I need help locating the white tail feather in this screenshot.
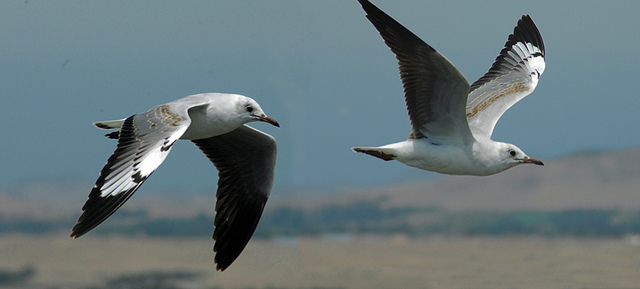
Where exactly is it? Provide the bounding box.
[351,146,397,161]
[93,119,126,130]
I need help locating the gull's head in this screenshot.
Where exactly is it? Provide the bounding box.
[236,96,280,127]
[478,141,544,175]
[499,143,544,168]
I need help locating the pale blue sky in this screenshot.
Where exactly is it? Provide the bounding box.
[2,1,639,197]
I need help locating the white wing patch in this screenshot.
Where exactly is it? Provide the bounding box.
[99,137,179,198]
[96,105,188,198]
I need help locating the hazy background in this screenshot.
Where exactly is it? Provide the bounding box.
[2,0,639,198]
[2,2,640,288]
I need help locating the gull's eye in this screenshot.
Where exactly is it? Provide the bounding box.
[246,106,253,112]
[509,150,516,157]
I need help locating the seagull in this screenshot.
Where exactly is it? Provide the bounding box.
[352,0,545,176]
[70,93,279,271]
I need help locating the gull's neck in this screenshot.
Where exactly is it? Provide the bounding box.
[472,139,514,175]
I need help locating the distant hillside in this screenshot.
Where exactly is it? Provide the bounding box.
[0,178,213,220]
[1,147,640,237]
[300,146,640,211]
[1,147,639,222]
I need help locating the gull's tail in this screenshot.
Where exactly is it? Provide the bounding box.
[93,119,126,139]
[93,119,126,130]
[352,146,397,161]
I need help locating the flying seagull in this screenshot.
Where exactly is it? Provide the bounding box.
[71,93,279,271]
[353,0,545,176]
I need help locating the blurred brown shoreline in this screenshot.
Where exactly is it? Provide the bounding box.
[1,233,639,289]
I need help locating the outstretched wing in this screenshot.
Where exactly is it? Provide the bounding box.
[358,0,473,145]
[70,103,196,238]
[191,125,277,271]
[466,15,545,139]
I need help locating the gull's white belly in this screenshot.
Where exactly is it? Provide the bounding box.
[389,139,493,176]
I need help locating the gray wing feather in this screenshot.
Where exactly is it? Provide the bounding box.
[191,125,277,271]
[358,0,473,145]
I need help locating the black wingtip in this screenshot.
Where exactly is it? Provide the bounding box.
[215,260,230,271]
[357,0,373,9]
[469,13,545,93]
[211,197,267,271]
[357,0,389,25]
[516,14,545,56]
[105,131,120,139]
[356,0,434,53]
[70,228,87,239]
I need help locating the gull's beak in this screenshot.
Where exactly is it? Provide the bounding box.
[257,115,280,127]
[521,156,544,166]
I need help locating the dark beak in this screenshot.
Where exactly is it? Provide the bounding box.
[521,156,544,166]
[258,115,280,127]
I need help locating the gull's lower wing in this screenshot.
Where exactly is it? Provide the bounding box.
[70,104,193,238]
[191,125,277,271]
[358,0,473,145]
[466,15,545,138]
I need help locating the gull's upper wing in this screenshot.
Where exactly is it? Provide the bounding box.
[358,0,473,145]
[466,15,545,139]
[191,125,277,271]
[70,102,203,238]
